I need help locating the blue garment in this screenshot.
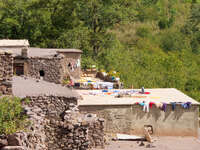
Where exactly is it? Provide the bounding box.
[139,102,145,106]
[181,102,191,109]
[170,102,176,111]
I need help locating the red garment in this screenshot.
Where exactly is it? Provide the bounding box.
[139,92,151,94]
[69,79,74,86]
[144,92,150,94]
[149,102,155,108]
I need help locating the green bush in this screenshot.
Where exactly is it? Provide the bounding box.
[136,26,151,38]
[81,57,97,70]
[0,96,27,135]
[160,31,187,52]
[185,78,200,91]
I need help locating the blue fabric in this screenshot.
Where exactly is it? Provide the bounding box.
[111,76,115,81]
[102,90,108,92]
[170,102,176,111]
[139,102,145,106]
[181,102,191,109]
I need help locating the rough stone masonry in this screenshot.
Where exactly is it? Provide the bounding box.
[26,55,66,84]
[0,50,13,95]
[0,95,105,150]
[0,52,105,150]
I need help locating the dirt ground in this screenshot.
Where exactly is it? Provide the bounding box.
[93,136,200,150]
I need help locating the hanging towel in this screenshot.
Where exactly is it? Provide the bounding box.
[149,102,155,108]
[162,103,167,112]
[143,102,149,113]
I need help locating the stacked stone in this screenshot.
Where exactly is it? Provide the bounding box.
[0,96,105,150]
[45,119,90,150]
[27,56,65,84]
[0,106,48,150]
[44,103,105,150]
[26,95,77,116]
[88,117,105,149]
[0,50,13,95]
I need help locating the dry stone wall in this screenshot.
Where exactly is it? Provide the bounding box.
[26,56,65,84]
[0,95,105,150]
[0,51,13,95]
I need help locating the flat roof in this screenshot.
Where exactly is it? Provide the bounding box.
[0,39,29,47]
[78,88,200,106]
[13,76,80,99]
[1,47,82,58]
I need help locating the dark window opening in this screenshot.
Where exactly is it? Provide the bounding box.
[14,64,24,76]
[68,63,71,67]
[39,70,45,77]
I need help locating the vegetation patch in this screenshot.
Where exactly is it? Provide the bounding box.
[0,96,28,135]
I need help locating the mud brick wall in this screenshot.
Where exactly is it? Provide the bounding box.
[0,51,13,95]
[79,104,199,137]
[26,56,66,84]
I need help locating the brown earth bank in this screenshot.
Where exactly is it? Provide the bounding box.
[93,136,200,150]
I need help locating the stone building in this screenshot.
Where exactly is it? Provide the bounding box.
[10,76,105,150]
[78,89,200,137]
[0,50,105,150]
[0,50,13,95]
[0,40,82,84]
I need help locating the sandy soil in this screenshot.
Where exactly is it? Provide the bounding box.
[93,136,200,150]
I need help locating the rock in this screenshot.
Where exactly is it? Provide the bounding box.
[144,128,153,143]
[7,135,21,146]
[0,139,8,148]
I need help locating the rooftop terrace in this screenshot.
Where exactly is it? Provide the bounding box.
[13,76,80,99]
[1,47,82,58]
[78,88,200,106]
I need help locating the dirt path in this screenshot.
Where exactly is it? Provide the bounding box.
[93,136,200,150]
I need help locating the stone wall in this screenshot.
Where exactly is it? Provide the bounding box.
[45,106,105,150]
[0,51,13,95]
[0,95,105,150]
[14,52,82,84]
[26,55,65,84]
[79,104,199,137]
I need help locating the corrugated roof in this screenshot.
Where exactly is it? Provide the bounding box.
[1,47,82,58]
[13,76,80,99]
[0,39,29,47]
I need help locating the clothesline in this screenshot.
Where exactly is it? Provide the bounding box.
[136,101,191,113]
